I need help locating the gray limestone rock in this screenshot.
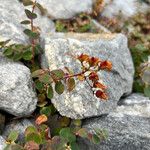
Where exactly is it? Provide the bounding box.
[101,0,149,19]
[2,119,33,142]
[37,0,93,19]
[117,93,150,118]
[0,0,55,43]
[78,93,150,150]
[41,33,134,119]
[0,136,6,150]
[0,56,37,116]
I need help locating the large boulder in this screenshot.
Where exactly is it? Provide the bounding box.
[78,93,150,150]
[0,0,55,43]
[0,55,37,116]
[37,0,93,19]
[41,33,134,119]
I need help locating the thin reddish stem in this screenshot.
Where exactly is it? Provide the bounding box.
[30,1,37,65]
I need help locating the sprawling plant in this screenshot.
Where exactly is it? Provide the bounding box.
[127,11,150,97]
[1,0,111,149]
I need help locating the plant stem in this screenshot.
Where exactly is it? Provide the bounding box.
[63,71,86,79]
[31,0,37,65]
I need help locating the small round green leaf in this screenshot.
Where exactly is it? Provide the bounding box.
[47,85,54,99]
[36,3,47,16]
[13,52,23,61]
[23,50,33,60]
[51,69,65,80]
[32,69,44,78]
[55,81,65,95]
[25,132,42,144]
[7,131,19,142]
[59,128,76,143]
[72,119,82,127]
[59,117,70,127]
[35,80,44,92]
[92,134,100,144]
[25,9,37,19]
[144,86,150,98]
[70,142,80,150]
[3,48,13,56]
[22,0,33,6]
[20,20,31,24]
[76,128,88,138]
[67,78,75,92]
[39,73,53,84]
[23,29,39,39]
[25,126,38,137]
[40,106,52,116]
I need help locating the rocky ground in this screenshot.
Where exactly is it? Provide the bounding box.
[0,0,150,149]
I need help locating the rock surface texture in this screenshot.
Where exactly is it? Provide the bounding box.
[2,119,33,141]
[42,33,134,119]
[78,93,150,150]
[117,93,150,117]
[0,136,6,150]
[0,0,55,43]
[37,0,93,19]
[101,0,149,19]
[0,56,37,116]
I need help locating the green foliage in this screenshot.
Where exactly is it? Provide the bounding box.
[23,29,39,39]
[20,20,31,24]
[51,69,65,79]
[35,80,44,92]
[67,78,76,92]
[47,85,54,99]
[70,142,80,150]
[25,132,42,144]
[128,12,150,97]
[7,131,19,143]
[3,43,41,62]
[55,13,93,33]
[25,126,38,136]
[22,50,33,60]
[59,128,76,143]
[39,73,53,84]
[25,9,37,19]
[55,81,65,95]
[76,128,88,138]
[97,10,150,97]
[40,105,53,116]
[55,21,67,32]
[59,117,71,127]
[92,134,100,144]
[21,0,33,6]
[144,85,150,97]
